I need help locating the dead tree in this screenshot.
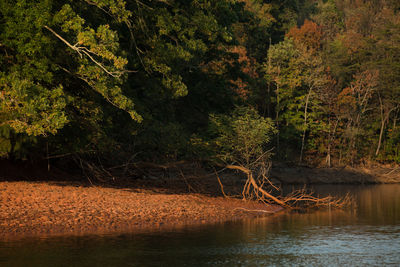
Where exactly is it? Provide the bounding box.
[224,162,351,209]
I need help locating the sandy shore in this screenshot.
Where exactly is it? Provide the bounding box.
[0,181,281,239]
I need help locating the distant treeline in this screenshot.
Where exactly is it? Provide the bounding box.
[1,0,400,167]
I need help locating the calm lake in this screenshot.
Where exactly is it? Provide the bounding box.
[1,184,399,266]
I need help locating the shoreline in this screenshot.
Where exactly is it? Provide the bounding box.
[0,181,282,240]
[271,164,400,184]
[2,160,399,240]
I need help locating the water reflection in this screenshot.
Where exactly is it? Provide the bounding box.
[1,184,399,266]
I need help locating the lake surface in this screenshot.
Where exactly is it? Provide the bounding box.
[1,184,399,266]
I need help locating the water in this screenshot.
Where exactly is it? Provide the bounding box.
[1,184,399,266]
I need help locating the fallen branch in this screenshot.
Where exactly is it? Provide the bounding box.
[214,167,228,198]
[179,169,197,193]
[225,164,351,209]
[226,165,288,207]
[233,207,275,213]
[384,166,400,176]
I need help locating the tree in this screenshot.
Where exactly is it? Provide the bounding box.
[0,0,246,161]
[209,106,276,167]
[265,20,328,162]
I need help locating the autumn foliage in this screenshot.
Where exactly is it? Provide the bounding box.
[287,19,323,52]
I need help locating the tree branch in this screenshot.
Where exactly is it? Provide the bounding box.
[44,25,137,78]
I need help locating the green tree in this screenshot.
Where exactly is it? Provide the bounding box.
[0,0,247,162]
[209,106,276,166]
[264,20,328,162]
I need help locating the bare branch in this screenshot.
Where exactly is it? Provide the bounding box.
[223,164,351,209]
[44,25,137,77]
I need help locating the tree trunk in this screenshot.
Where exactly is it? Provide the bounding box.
[225,164,350,209]
[265,37,272,118]
[326,118,339,167]
[226,165,288,207]
[375,116,386,156]
[300,87,313,163]
[275,81,280,155]
[375,96,395,156]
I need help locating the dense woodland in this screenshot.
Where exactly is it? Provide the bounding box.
[1,0,400,173]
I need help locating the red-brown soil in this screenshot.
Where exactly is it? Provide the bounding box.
[4,158,395,240]
[0,181,282,240]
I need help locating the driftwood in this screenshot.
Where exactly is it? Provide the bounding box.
[225,164,351,209]
[71,153,350,209]
[119,160,351,209]
[226,165,288,207]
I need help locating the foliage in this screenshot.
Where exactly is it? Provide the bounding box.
[1,0,400,169]
[209,107,276,166]
[261,0,400,165]
[0,0,245,161]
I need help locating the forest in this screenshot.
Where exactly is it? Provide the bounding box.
[1,0,400,176]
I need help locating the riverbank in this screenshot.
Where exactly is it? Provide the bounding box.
[0,181,281,240]
[271,164,400,184]
[1,159,398,240]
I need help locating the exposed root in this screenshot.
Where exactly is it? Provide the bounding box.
[225,164,351,210]
[226,165,289,207]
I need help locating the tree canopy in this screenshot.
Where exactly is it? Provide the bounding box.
[1,0,400,167]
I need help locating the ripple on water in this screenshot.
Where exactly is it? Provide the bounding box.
[0,184,400,266]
